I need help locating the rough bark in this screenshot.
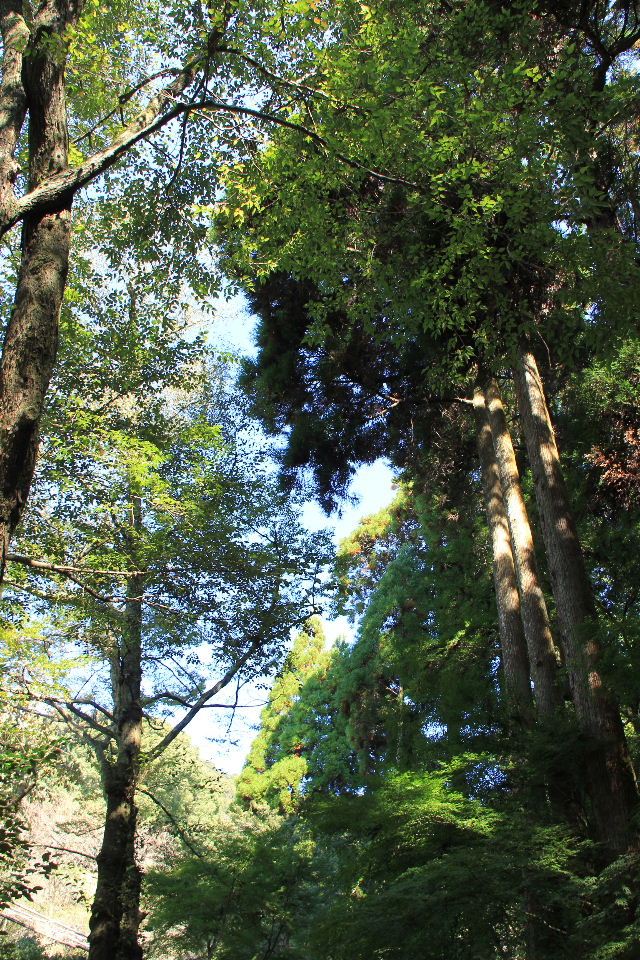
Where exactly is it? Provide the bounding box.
[0,0,79,578]
[0,10,228,582]
[0,0,29,209]
[485,378,562,720]
[514,343,638,854]
[472,384,533,725]
[89,496,144,960]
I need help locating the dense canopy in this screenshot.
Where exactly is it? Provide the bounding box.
[1,1,639,958]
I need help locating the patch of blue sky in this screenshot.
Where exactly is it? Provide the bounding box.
[169,293,397,774]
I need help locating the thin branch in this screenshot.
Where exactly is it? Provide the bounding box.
[54,570,125,612]
[45,698,114,742]
[225,678,241,736]
[188,96,421,191]
[26,842,96,862]
[136,787,207,861]
[145,637,265,761]
[219,47,337,103]
[147,691,264,708]
[6,553,146,577]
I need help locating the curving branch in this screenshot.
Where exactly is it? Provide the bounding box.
[145,636,265,761]
[136,787,208,862]
[0,43,211,235]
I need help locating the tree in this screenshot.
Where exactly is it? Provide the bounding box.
[237,617,331,814]
[5,287,330,958]
[214,0,640,853]
[0,0,352,571]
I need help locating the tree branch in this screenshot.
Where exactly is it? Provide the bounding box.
[136,787,208,861]
[0,45,209,235]
[145,637,265,761]
[27,842,96,862]
[6,552,146,577]
[45,698,114,742]
[189,97,421,191]
[0,50,422,236]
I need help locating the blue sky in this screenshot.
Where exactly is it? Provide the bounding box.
[183,295,397,774]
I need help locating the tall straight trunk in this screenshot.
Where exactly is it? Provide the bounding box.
[514,343,638,854]
[485,378,562,720]
[0,0,77,577]
[472,384,533,725]
[89,497,144,960]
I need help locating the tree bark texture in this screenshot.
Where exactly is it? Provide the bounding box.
[514,343,638,854]
[0,0,78,578]
[0,1,29,210]
[485,378,562,721]
[89,547,144,960]
[472,384,533,725]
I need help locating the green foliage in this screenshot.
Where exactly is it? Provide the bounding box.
[213,0,640,513]
[4,2,640,959]
[0,624,67,907]
[304,768,579,960]
[237,617,331,812]
[7,273,331,747]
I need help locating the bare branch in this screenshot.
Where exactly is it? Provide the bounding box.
[45,698,114,742]
[147,690,264,709]
[136,787,208,861]
[26,842,96,862]
[145,637,265,761]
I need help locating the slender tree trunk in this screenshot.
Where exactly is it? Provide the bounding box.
[472,384,533,725]
[89,497,144,960]
[485,378,562,720]
[0,2,29,208]
[0,0,78,577]
[514,343,638,854]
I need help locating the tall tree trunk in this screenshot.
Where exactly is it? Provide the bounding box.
[514,343,638,854]
[472,384,533,725]
[485,378,562,720]
[0,0,78,578]
[89,496,144,960]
